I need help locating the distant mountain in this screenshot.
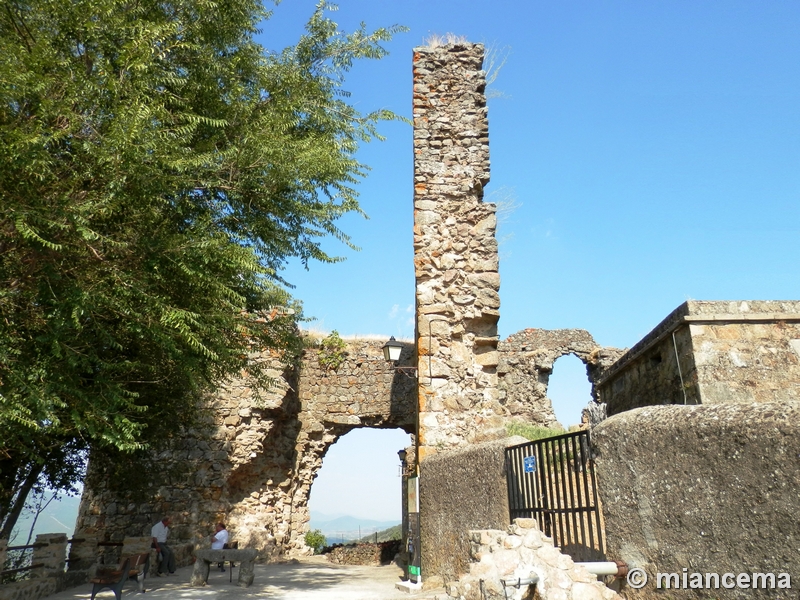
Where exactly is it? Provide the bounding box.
[10,494,82,545]
[309,510,348,522]
[355,524,402,544]
[309,514,400,544]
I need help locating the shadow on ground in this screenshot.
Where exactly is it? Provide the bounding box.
[46,556,440,600]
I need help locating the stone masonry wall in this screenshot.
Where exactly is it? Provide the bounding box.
[0,534,69,600]
[413,42,501,459]
[688,301,800,405]
[598,301,800,415]
[74,337,416,561]
[327,543,382,566]
[326,540,400,566]
[71,325,622,569]
[498,329,625,429]
[592,402,800,599]
[434,519,618,600]
[419,436,527,586]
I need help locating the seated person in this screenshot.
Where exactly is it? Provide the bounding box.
[151,516,175,576]
[211,522,229,571]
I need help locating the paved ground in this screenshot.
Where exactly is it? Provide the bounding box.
[48,556,443,600]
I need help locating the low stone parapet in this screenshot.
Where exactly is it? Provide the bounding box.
[0,534,69,600]
[0,578,58,600]
[326,540,401,566]
[436,519,618,600]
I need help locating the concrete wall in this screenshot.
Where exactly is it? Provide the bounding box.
[74,337,416,560]
[419,437,525,585]
[592,402,800,599]
[597,301,800,415]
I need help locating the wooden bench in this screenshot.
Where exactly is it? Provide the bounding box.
[89,552,150,599]
[127,552,150,593]
[90,557,131,600]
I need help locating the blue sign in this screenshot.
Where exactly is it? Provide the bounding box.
[523,456,536,473]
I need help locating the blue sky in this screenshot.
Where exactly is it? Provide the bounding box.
[263,1,800,523]
[266,0,800,348]
[20,1,800,539]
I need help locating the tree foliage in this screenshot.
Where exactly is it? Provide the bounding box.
[0,0,404,537]
[304,529,327,554]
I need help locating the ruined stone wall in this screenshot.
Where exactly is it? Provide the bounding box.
[74,337,416,561]
[71,322,624,567]
[597,301,800,415]
[419,437,526,585]
[412,43,501,458]
[498,329,625,429]
[439,519,618,600]
[592,402,800,599]
[326,540,400,566]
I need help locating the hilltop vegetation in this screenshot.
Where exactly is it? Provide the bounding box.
[355,523,401,544]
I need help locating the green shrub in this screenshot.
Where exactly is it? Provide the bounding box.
[318,330,347,370]
[305,529,327,554]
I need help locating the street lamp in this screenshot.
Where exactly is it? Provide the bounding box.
[382,336,404,362]
[382,337,418,376]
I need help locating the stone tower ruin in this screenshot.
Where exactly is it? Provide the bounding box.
[70,42,622,565]
[412,43,503,460]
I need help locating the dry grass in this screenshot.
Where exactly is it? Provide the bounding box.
[422,33,470,48]
[299,327,412,343]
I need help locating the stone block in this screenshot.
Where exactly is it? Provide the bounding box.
[521,530,542,549]
[570,582,605,600]
[513,518,537,530]
[475,351,499,367]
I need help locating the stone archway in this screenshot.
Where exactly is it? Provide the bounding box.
[498,329,625,429]
[73,337,417,559]
[306,427,410,536]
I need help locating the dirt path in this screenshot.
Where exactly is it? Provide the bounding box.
[47,556,442,600]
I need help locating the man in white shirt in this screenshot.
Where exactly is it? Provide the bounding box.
[211,523,229,571]
[151,517,175,575]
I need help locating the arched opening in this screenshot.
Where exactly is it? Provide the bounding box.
[308,427,410,545]
[547,354,593,429]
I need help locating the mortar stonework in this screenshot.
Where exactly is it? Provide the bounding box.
[74,338,416,560]
[71,325,617,563]
[598,300,800,414]
[412,43,501,458]
[498,329,625,429]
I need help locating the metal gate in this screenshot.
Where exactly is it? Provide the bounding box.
[505,430,605,561]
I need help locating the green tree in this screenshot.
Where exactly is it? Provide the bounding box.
[0,0,404,538]
[304,529,327,555]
